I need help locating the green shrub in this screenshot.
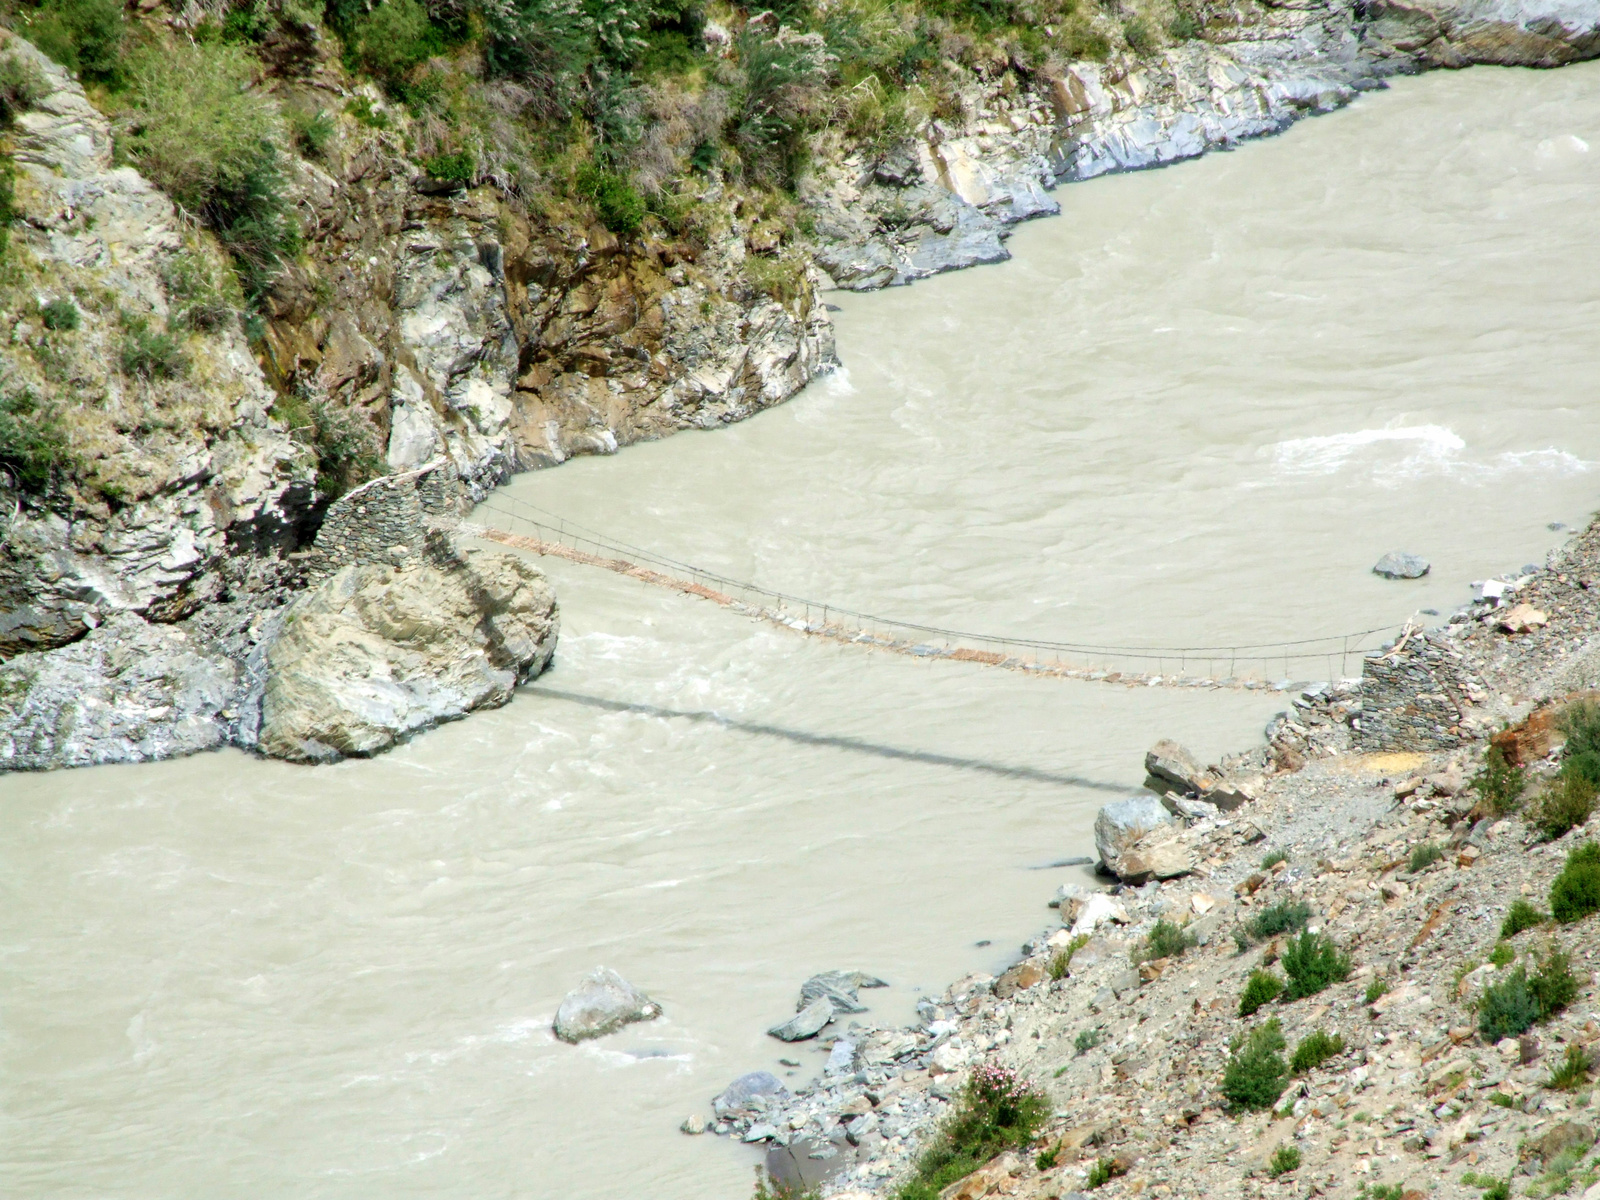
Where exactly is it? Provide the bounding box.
[344,96,390,129]
[0,388,73,491]
[1239,969,1284,1017]
[1050,933,1089,980]
[1280,931,1351,1000]
[161,246,239,332]
[288,107,336,158]
[1074,1027,1104,1055]
[1035,1146,1058,1171]
[576,164,645,235]
[1059,16,1110,60]
[1475,744,1527,815]
[423,150,476,187]
[1168,10,1202,38]
[1261,850,1288,869]
[122,43,300,301]
[348,0,442,87]
[1084,1157,1123,1189]
[1290,1029,1346,1074]
[1504,898,1550,937]
[1364,977,1389,1004]
[1528,944,1579,1018]
[1489,941,1516,967]
[1267,1144,1301,1177]
[1532,773,1598,842]
[1478,966,1540,1041]
[1248,900,1312,941]
[25,0,125,83]
[1358,1186,1404,1200]
[119,318,185,379]
[1122,16,1157,53]
[1547,1043,1594,1091]
[1137,919,1195,963]
[1478,1179,1511,1200]
[890,1064,1047,1200]
[732,25,830,188]
[1408,842,1444,872]
[1561,699,1600,758]
[40,298,79,331]
[1551,842,1600,924]
[0,54,47,126]
[1222,1018,1288,1113]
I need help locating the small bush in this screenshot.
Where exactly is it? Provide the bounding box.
[1291,1030,1346,1074]
[0,388,73,491]
[1085,1157,1123,1189]
[1504,897,1550,938]
[1168,10,1202,38]
[1137,919,1196,963]
[1528,944,1579,1018]
[1478,967,1540,1041]
[0,54,47,126]
[1122,16,1157,53]
[1409,842,1444,872]
[1280,931,1351,1001]
[1475,744,1526,815]
[1059,16,1111,60]
[1478,1179,1511,1200]
[119,317,185,379]
[1490,941,1516,967]
[1239,969,1284,1017]
[1547,1043,1594,1091]
[1074,1027,1104,1055]
[1261,850,1288,869]
[423,150,476,187]
[1532,774,1598,842]
[1365,977,1390,1004]
[890,1064,1047,1200]
[1267,1144,1301,1177]
[40,298,79,331]
[1035,1146,1058,1171]
[26,0,125,83]
[162,246,239,332]
[288,107,336,158]
[1222,1018,1288,1113]
[575,164,645,236]
[1359,1186,1404,1200]
[1248,900,1312,941]
[1231,927,1252,955]
[348,0,442,87]
[345,96,390,129]
[1050,933,1089,980]
[1551,841,1600,924]
[1489,1091,1515,1108]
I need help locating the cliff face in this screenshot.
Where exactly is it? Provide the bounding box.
[2,0,1599,770]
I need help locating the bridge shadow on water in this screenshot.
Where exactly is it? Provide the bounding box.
[525,686,1132,793]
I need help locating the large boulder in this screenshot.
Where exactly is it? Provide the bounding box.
[257,542,557,762]
[0,612,237,770]
[1373,551,1431,580]
[714,1071,790,1117]
[1094,796,1175,871]
[1145,739,1208,793]
[553,967,661,1043]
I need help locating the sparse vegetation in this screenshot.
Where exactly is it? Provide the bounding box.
[1408,842,1444,872]
[576,163,646,235]
[1364,977,1390,1004]
[1478,943,1579,1041]
[1247,899,1312,942]
[1279,930,1351,1000]
[1222,1018,1288,1113]
[1050,933,1089,980]
[1261,850,1288,869]
[1532,773,1598,842]
[1358,1185,1404,1200]
[1074,1027,1104,1055]
[1267,1144,1301,1177]
[1490,941,1516,967]
[118,316,185,379]
[1136,919,1195,963]
[1505,897,1551,938]
[0,387,73,492]
[1475,744,1527,815]
[1239,968,1284,1017]
[1290,1029,1345,1074]
[890,1064,1047,1200]
[1085,1156,1123,1189]
[1551,841,1600,924]
[1547,1043,1594,1091]
[1559,700,1600,788]
[40,298,78,330]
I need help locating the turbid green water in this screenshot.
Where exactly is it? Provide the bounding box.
[4,62,1600,1199]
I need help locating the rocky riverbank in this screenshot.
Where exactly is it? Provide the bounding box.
[4,0,1600,771]
[682,513,1600,1199]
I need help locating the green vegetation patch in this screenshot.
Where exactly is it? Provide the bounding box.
[0,386,74,492]
[1239,968,1283,1017]
[1222,1018,1288,1113]
[1552,841,1600,924]
[1475,744,1526,815]
[1290,1029,1345,1075]
[890,1064,1047,1200]
[1267,1144,1301,1177]
[1280,930,1351,1000]
[24,0,125,83]
[1136,918,1195,963]
[1408,842,1444,872]
[1247,899,1311,942]
[1505,897,1550,938]
[1478,943,1579,1041]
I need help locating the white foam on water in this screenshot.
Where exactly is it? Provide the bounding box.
[1268,425,1591,485]
[1270,424,1465,476]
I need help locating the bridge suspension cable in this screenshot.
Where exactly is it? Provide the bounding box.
[469,492,1397,691]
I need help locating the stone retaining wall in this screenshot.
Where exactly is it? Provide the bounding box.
[1356,627,1488,751]
[304,460,463,582]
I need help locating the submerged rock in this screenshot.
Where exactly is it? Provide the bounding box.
[768,996,836,1042]
[553,967,661,1043]
[1373,551,1431,580]
[257,540,557,762]
[713,1070,790,1116]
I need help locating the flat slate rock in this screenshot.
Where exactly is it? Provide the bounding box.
[1373,551,1431,580]
[769,996,836,1041]
[553,966,661,1043]
[713,1070,790,1116]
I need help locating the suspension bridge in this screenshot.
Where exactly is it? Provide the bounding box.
[467,492,1399,692]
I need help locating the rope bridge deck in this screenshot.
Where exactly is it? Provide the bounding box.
[467,494,1397,691]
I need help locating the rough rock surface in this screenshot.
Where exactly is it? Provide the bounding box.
[1375,551,1433,580]
[1094,795,1177,876]
[552,967,662,1044]
[256,540,557,762]
[0,612,237,770]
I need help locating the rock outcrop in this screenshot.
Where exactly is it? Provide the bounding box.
[256,538,557,762]
[552,967,662,1044]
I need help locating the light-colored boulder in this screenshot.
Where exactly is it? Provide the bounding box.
[1497,603,1549,634]
[713,1071,789,1116]
[1373,551,1431,580]
[258,544,557,762]
[1094,795,1176,875]
[1068,892,1131,937]
[1145,739,1208,792]
[1115,829,1195,881]
[553,967,661,1043]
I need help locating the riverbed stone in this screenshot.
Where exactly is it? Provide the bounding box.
[552,966,661,1043]
[714,1070,791,1116]
[1094,795,1177,875]
[769,996,837,1041]
[1374,551,1431,579]
[257,542,558,762]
